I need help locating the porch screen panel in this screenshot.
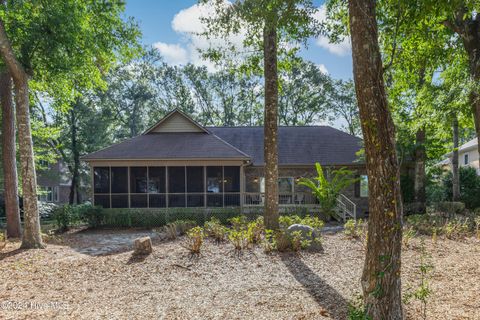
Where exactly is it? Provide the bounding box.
[94,195,110,208]
[111,167,128,193]
[148,167,166,193]
[207,166,223,207]
[111,195,128,208]
[224,166,240,206]
[187,166,204,207]
[168,166,186,207]
[130,167,147,193]
[149,167,166,207]
[93,167,109,193]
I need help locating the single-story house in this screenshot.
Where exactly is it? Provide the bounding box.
[82,109,369,218]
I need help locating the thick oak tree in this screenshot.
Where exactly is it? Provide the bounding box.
[348,0,403,318]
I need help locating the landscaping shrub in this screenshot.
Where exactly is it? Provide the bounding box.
[344,219,365,239]
[406,214,477,239]
[52,205,80,231]
[246,217,264,244]
[433,201,465,217]
[163,220,197,239]
[78,204,104,228]
[228,229,249,251]
[204,217,228,242]
[183,226,204,254]
[38,201,58,219]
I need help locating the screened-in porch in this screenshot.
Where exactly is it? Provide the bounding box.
[92,166,241,208]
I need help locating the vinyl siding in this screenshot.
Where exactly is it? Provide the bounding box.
[151,113,204,133]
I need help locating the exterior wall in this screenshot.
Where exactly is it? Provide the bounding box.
[150,113,204,133]
[244,165,370,217]
[459,149,480,174]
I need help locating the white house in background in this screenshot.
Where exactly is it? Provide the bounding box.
[438,137,480,175]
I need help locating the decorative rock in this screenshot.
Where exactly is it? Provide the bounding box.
[133,236,152,255]
[286,224,322,250]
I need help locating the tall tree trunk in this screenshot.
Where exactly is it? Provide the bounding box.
[69,108,80,205]
[414,127,426,214]
[263,15,279,230]
[348,0,403,319]
[0,70,21,238]
[452,116,460,201]
[0,20,44,248]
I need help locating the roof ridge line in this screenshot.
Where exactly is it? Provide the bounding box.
[210,133,252,159]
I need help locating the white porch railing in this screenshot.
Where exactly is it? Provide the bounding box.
[336,193,357,221]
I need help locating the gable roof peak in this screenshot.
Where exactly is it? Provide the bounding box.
[143,109,209,134]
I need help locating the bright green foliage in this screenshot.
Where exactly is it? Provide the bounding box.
[0,0,141,101]
[298,163,357,217]
[204,217,229,242]
[278,59,334,125]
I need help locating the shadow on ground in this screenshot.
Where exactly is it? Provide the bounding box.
[59,229,162,257]
[281,253,349,319]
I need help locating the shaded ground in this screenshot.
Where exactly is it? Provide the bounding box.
[0,230,479,319]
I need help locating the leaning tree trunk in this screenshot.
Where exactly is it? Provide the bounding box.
[452,116,460,201]
[0,20,44,248]
[263,15,279,230]
[0,70,21,238]
[414,127,426,214]
[348,0,404,318]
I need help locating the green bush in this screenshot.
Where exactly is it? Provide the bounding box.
[78,204,104,228]
[434,201,465,216]
[442,166,480,209]
[52,205,80,231]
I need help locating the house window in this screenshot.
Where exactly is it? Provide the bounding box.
[38,186,59,202]
[464,153,469,165]
[360,175,368,197]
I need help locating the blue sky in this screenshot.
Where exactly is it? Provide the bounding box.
[124,0,353,80]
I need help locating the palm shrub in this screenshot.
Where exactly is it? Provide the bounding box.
[298,163,358,218]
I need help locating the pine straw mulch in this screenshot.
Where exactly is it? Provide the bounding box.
[0,230,479,320]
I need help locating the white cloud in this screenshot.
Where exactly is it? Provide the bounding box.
[313,5,351,56]
[151,2,247,71]
[317,64,329,74]
[153,42,189,65]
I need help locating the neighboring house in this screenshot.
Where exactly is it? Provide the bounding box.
[36,160,70,203]
[37,160,88,204]
[82,109,369,218]
[438,138,480,175]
